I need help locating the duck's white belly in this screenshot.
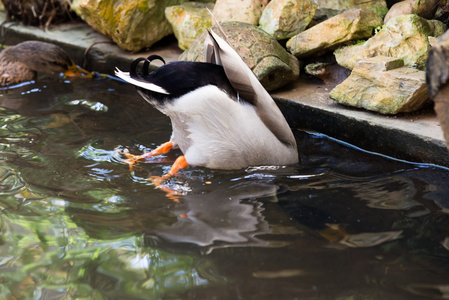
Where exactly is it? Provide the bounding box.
[162,85,298,169]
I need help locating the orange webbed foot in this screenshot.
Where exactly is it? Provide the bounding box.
[149,155,189,183]
[121,141,173,170]
[149,155,189,202]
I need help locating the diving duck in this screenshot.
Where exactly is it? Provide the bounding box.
[0,41,91,86]
[115,29,298,178]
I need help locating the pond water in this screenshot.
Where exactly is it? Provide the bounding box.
[0,76,449,299]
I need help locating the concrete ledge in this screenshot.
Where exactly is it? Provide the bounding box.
[1,13,448,167]
[275,75,449,167]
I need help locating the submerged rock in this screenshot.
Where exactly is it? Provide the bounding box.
[180,22,299,91]
[75,0,186,52]
[286,8,383,58]
[165,2,214,50]
[334,14,446,71]
[259,0,317,40]
[212,0,268,25]
[330,56,429,114]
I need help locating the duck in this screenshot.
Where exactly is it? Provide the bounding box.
[0,41,91,86]
[115,28,298,179]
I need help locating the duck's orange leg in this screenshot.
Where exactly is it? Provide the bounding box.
[122,141,173,170]
[150,155,189,184]
[166,155,189,178]
[150,155,189,202]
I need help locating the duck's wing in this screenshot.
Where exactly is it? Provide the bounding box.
[205,29,297,149]
[116,61,238,105]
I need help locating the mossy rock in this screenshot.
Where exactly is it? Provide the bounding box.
[180,22,300,91]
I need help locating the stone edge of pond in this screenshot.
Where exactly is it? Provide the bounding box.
[2,13,448,168]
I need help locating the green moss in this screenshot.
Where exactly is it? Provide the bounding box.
[374,25,385,35]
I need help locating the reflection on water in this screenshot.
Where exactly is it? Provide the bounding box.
[0,77,449,299]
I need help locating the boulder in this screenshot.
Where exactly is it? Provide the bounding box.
[434,89,449,150]
[286,8,383,58]
[74,0,187,52]
[315,0,388,16]
[426,30,449,150]
[180,22,300,91]
[329,56,429,114]
[212,0,268,25]
[304,62,330,80]
[429,19,447,37]
[165,2,214,50]
[259,0,317,40]
[334,14,446,71]
[384,0,440,24]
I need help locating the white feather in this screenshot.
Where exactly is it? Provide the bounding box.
[164,85,298,169]
[205,29,297,149]
[114,68,169,95]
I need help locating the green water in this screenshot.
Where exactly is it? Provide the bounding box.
[0,76,449,299]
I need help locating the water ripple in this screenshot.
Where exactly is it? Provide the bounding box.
[78,145,123,164]
[0,166,25,196]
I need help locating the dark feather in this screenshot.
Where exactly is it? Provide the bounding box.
[131,60,239,104]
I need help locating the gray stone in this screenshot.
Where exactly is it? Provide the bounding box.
[315,0,388,16]
[165,2,214,50]
[384,0,440,24]
[286,8,383,58]
[329,56,429,114]
[211,0,268,25]
[73,0,187,52]
[334,14,446,71]
[259,0,317,40]
[426,30,449,150]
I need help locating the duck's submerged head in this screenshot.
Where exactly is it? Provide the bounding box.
[4,41,71,73]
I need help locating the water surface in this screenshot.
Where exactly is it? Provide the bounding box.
[0,76,449,299]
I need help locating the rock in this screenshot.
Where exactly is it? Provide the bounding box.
[434,89,449,150]
[165,2,214,50]
[429,19,447,37]
[259,0,317,40]
[212,0,268,25]
[426,30,449,149]
[429,36,439,47]
[426,30,449,99]
[384,0,440,24]
[304,62,330,80]
[334,14,446,71]
[286,8,383,58]
[74,0,187,52]
[315,0,388,16]
[180,22,300,91]
[329,56,429,114]
[432,83,449,150]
